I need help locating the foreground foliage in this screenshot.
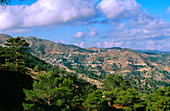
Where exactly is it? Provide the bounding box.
[23,72,75,111]
[23,73,170,111]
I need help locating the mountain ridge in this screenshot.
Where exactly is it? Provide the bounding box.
[1,34,169,53]
[0,34,170,90]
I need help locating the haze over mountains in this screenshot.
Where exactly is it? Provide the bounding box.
[0,34,170,90]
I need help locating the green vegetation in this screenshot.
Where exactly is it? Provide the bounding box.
[145,87,170,111]
[0,37,29,72]
[104,74,145,111]
[23,72,75,111]
[83,90,108,111]
[0,37,170,111]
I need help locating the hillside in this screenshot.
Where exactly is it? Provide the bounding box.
[0,34,12,45]
[26,36,94,58]
[0,35,170,111]
[0,43,97,110]
[0,34,170,91]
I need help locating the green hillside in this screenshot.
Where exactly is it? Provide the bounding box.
[0,35,170,92]
[0,36,170,111]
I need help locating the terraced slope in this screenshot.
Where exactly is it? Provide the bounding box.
[0,34,169,90]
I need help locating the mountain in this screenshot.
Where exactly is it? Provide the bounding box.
[26,36,94,57]
[1,36,170,111]
[0,34,170,91]
[137,50,170,55]
[0,34,12,46]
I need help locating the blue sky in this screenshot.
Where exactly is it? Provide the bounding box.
[0,0,170,51]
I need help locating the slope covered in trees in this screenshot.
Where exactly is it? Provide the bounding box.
[0,35,169,92]
[0,37,170,111]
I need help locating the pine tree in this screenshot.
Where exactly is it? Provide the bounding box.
[104,74,145,110]
[145,87,170,111]
[104,74,131,91]
[0,46,6,64]
[2,37,30,71]
[82,90,108,111]
[33,65,39,72]
[23,72,75,111]
[114,88,145,111]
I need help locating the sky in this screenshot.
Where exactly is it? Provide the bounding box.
[0,0,170,51]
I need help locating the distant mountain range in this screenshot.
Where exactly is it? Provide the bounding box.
[137,50,170,55]
[0,34,170,91]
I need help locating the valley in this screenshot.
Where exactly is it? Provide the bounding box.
[0,34,170,92]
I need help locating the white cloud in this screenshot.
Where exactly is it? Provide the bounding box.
[147,40,155,50]
[97,0,170,46]
[111,28,169,40]
[158,44,170,51]
[73,32,84,39]
[0,5,24,30]
[116,23,126,30]
[97,0,141,19]
[110,14,170,41]
[145,40,170,51]
[55,39,68,44]
[23,0,96,27]
[0,0,96,31]
[87,26,98,36]
[114,41,123,47]
[103,41,114,48]
[80,42,84,48]
[74,43,79,46]
[130,14,169,29]
[73,41,84,48]
[73,26,98,39]
[103,40,123,48]
[97,42,101,47]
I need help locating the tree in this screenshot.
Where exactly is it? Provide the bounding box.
[98,57,104,62]
[82,90,109,111]
[23,72,75,111]
[4,37,29,49]
[33,65,39,72]
[145,87,170,111]
[114,88,145,111]
[2,37,30,71]
[0,46,6,64]
[103,74,145,110]
[104,74,131,91]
